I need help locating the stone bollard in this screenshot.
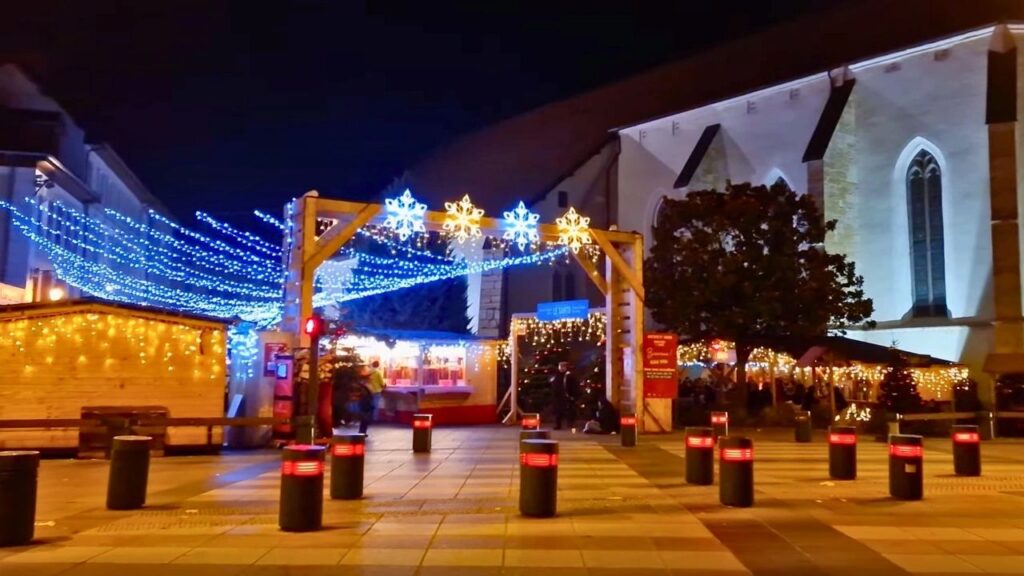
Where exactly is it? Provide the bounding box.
[828,426,857,480]
[519,439,559,518]
[0,451,40,547]
[330,433,366,500]
[888,434,924,501]
[412,414,432,453]
[279,444,325,532]
[684,427,715,485]
[719,436,754,508]
[620,414,637,447]
[106,435,151,510]
[951,425,981,477]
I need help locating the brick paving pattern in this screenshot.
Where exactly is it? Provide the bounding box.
[2,425,1024,574]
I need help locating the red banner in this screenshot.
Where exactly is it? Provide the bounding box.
[643,333,678,398]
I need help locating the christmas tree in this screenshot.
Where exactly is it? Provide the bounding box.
[517,345,569,413]
[878,347,922,414]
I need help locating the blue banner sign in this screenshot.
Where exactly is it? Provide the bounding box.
[536,299,589,322]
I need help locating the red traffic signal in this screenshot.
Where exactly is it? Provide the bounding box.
[303,315,324,337]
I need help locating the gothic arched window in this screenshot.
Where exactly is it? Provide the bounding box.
[907,150,948,317]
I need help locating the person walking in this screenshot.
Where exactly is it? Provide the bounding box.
[552,361,580,431]
[359,360,387,435]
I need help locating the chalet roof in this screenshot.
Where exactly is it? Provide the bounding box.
[406,0,1024,214]
[0,298,228,328]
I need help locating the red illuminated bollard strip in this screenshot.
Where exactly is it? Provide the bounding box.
[621,416,636,426]
[828,432,857,445]
[953,431,980,443]
[282,459,324,477]
[519,452,559,467]
[711,414,728,425]
[521,416,539,429]
[331,443,365,457]
[889,444,923,458]
[720,447,754,462]
[686,436,714,449]
[413,419,432,429]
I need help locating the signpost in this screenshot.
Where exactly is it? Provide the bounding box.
[536,299,589,322]
[643,333,678,398]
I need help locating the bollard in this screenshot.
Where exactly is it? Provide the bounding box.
[519,439,558,517]
[888,434,923,501]
[710,411,729,439]
[719,436,754,507]
[0,451,40,547]
[828,426,857,480]
[279,444,325,532]
[106,435,151,510]
[521,413,540,431]
[794,411,812,443]
[519,429,551,448]
[684,427,715,485]
[620,414,637,447]
[951,425,981,477]
[412,413,432,453]
[330,433,366,500]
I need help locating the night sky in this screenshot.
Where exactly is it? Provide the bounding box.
[1,1,838,221]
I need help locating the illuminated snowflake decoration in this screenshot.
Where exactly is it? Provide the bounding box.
[555,206,592,253]
[442,194,484,243]
[383,189,427,240]
[502,201,539,250]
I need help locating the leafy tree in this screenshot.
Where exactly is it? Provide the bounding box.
[878,348,922,414]
[645,181,874,411]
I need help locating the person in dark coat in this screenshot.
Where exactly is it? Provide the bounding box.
[552,361,580,430]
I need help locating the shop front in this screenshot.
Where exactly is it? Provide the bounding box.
[334,329,499,425]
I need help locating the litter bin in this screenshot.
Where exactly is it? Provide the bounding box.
[710,411,729,439]
[620,414,637,447]
[519,439,558,517]
[951,425,981,477]
[0,451,39,547]
[828,426,857,480]
[330,433,366,500]
[889,434,923,501]
[684,427,714,485]
[719,436,754,507]
[106,435,152,510]
[794,411,812,443]
[279,445,325,532]
[412,414,432,453]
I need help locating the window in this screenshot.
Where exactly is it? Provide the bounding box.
[564,269,577,300]
[907,150,947,317]
[557,190,569,208]
[772,176,791,190]
[552,270,563,301]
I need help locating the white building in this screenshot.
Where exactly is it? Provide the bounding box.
[404,1,1024,399]
[0,64,173,303]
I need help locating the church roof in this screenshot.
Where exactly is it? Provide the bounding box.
[406,0,1024,214]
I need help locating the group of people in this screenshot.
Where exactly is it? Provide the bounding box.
[548,361,620,434]
[333,360,387,435]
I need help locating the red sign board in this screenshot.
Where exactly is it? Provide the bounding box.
[264,342,288,377]
[643,333,678,398]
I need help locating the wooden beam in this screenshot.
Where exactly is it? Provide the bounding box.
[592,230,645,303]
[305,203,380,270]
[571,250,608,295]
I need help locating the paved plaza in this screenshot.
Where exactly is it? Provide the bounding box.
[4,425,1024,575]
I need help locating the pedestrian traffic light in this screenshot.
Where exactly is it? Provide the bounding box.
[303,315,324,338]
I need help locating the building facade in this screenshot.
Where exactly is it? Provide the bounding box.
[0,65,172,304]
[616,25,1023,398]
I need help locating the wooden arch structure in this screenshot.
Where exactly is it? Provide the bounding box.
[282,191,660,431]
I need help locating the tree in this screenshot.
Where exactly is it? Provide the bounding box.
[878,348,922,414]
[645,181,874,411]
[342,232,471,334]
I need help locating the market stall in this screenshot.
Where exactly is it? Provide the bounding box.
[334,329,499,425]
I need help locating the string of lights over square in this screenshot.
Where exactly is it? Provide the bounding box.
[0,188,598,328]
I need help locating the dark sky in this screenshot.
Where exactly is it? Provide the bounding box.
[1,1,839,221]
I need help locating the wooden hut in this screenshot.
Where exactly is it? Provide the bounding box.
[0,299,227,451]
